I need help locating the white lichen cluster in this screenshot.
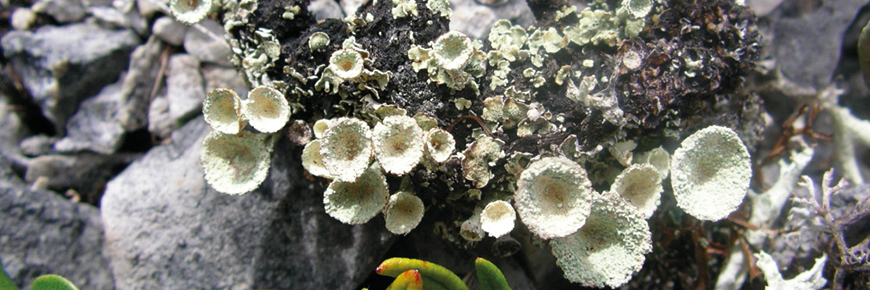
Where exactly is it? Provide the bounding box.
[550,191,652,288]
[200,86,291,195]
[300,114,456,233]
[169,0,214,24]
[408,31,486,95]
[514,157,593,239]
[316,37,391,97]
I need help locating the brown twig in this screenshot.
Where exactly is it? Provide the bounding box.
[447,114,493,138]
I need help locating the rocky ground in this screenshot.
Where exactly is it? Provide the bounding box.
[1,0,870,289]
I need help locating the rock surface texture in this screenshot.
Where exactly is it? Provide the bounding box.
[100,118,394,289]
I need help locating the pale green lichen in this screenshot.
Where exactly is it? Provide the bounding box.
[671,126,751,221]
[392,0,419,18]
[514,157,594,239]
[461,135,505,188]
[425,0,451,18]
[550,191,652,288]
[425,128,455,163]
[610,164,662,219]
[301,140,333,178]
[242,86,291,133]
[320,117,373,182]
[408,31,485,94]
[480,200,516,238]
[372,115,425,175]
[324,162,389,224]
[170,0,214,24]
[203,88,244,135]
[384,191,425,235]
[200,131,272,195]
[308,32,330,51]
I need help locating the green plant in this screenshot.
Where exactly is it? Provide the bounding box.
[374,257,510,290]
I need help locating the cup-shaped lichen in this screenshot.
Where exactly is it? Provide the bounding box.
[301,140,332,178]
[308,32,330,51]
[383,191,425,235]
[373,115,424,175]
[200,130,271,195]
[424,128,455,163]
[514,157,594,239]
[203,88,243,135]
[319,117,373,182]
[243,86,291,133]
[432,31,474,71]
[670,125,751,221]
[169,0,213,24]
[610,164,662,219]
[550,191,652,288]
[323,163,389,224]
[480,200,516,238]
[328,49,364,79]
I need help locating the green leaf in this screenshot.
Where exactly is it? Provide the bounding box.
[475,258,510,290]
[376,258,468,290]
[386,269,423,290]
[31,275,79,290]
[0,259,19,290]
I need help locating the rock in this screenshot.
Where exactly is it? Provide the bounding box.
[136,0,167,19]
[31,0,87,23]
[309,0,343,20]
[0,157,113,290]
[54,81,126,154]
[101,117,395,289]
[450,0,535,40]
[147,95,174,140]
[766,0,867,89]
[202,64,249,97]
[0,94,29,162]
[19,135,57,157]
[340,0,366,17]
[117,36,165,131]
[166,54,205,121]
[1,23,141,133]
[183,19,232,66]
[10,8,37,30]
[23,152,139,198]
[88,6,150,36]
[152,16,188,46]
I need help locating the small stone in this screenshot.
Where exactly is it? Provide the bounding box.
[147,95,175,140]
[183,18,232,66]
[152,16,188,46]
[308,0,343,20]
[19,135,58,157]
[10,8,37,30]
[54,81,126,154]
[31,0,87,23]
[166,53,205,121]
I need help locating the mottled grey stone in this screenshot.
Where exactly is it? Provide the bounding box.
[166,53,205,121]
[0,157,113,290]
[183,19,232,66]
[24,152,139,197]
[19,135,57,157]
[87,6,149,36]
[31,0,87,23]
[54,81,126,154]
[309,0,343,20]
[147,95,174,140]
[767,0,867,89]
[101,117,395,289]
[0,94,29,162]
[202,64,249,97]
[450,0,535,40]
[117,36,165,132]
[1,23,140,133]
[152,16,188,46]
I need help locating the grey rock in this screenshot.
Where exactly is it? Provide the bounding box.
[766,0,867,90]
[0,157,114,290]
[117,36,165,131]
[31,0,87,23]
[1,23,141,133]
[101,117,395,289]
[87,6,150,36]
[309,0,343,20]
[19,135,58,157]
[54,81,126,154]
[450,0,535,40]
[166,54,205,121]
[147,95,174,140]
[0,94,29,162]
[183,19,232,66]
[202,64,249,97]
[136,0,168,19]
[24,152,139,198]
[10,8,37,30]
[152,16,188,46]
[340,0,365,17]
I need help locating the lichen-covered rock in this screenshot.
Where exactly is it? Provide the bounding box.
[102,117,394,289]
